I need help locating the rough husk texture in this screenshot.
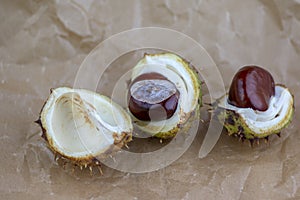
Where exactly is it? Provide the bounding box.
[215,106,294,141]
[213,88,294,142]
[153,106,200,139]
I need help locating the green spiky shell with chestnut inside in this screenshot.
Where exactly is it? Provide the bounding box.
[213,84,294,145]
[129,53,202,139]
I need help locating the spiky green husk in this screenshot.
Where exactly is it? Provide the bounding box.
[153,104,201,139]
[131,53,202,139]
[213,96,294,143]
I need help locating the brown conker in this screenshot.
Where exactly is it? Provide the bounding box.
[128,73,179,121]
[228,66,275,111]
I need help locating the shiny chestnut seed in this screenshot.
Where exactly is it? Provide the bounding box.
[128,73,180,121]
[228,66,275,111]
[130,72,167,83]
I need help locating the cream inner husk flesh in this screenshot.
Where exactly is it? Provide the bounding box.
[131,54,199,133]
[41,87,132,158]
[219,85,293,135]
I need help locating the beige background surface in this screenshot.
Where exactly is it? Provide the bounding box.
[0,0,300,199]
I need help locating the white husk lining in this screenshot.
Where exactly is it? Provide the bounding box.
[41,87,132,158]
[219,85,293,135]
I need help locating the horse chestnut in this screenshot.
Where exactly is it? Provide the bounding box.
[228,66,275,111]
[128,72,179,121]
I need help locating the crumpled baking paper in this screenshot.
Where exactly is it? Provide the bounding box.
[0,0,299,199]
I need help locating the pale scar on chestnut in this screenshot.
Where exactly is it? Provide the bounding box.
[128,72,180,121]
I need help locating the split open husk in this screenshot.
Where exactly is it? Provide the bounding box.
[36,87,132,170]
[214,84,294,142]
[129,53,202,139]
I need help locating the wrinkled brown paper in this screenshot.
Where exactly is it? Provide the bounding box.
[1,0,300,199]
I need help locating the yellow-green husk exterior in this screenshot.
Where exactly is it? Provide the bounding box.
[213,85,294,143]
